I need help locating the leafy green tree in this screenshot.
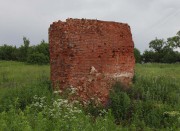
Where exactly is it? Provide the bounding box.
[0,37,49,64]
[134,48,141,63]
[0,44,18,60]
[149,38,165,53]
[162,50,179,63]
[177,52,180,62]
[167,31,180,48]
[28,40,49,59]
[18,37,30,61]
[142,50,155,63]
[27,40,49,64]
[36,40,49,57]
[27,52,49,65]
[143,31,180,63]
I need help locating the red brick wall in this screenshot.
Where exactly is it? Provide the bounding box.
[49,18,135,105]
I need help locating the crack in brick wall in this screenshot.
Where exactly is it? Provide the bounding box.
[49,18,135,105]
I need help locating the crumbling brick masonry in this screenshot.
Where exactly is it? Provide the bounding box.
[49,18,135,105]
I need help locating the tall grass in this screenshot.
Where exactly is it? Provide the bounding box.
[0,61,179,130]
[0,61,49,88]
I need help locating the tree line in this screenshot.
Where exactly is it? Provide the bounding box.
[134,31,180,63]
[0,37,49,64]
[0,31,180,64]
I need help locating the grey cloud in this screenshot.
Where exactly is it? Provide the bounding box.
[0,0,179,52]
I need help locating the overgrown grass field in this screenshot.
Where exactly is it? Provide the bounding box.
[0,61,179,130]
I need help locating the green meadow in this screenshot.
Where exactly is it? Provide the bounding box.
[0,61,179,130]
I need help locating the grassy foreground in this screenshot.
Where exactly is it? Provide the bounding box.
[0,61,179,130]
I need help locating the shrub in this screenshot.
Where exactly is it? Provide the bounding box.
[84,100,105,118]
[134,48,141,63]
[0,44,18,60]
[109,82,131,124]
[0,79,52,112]
[27,53,49,65]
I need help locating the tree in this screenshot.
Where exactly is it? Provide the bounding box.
[18,37,30,61]
[167,31,180,48]
[134,48,141,63]
[0,44,18,60]
[162,50,179,63]
[27,40,49,63]
[0,37,49,64]
[35,40,49,58]
[149,38,165,53]
[143,31,180,63]
[27,52,49,65]
[142,50,155,63]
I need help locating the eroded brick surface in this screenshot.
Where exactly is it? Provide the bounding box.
[49,18,135,105]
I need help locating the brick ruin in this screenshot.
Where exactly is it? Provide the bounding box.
[49,18,135,105]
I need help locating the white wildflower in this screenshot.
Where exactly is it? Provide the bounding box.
[53,90,62,94]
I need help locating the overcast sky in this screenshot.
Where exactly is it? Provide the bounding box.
[0,0,180,52]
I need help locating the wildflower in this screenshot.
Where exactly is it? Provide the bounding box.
[163,111,180,117]
[31,95,83,120]
[53,90,62,94]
